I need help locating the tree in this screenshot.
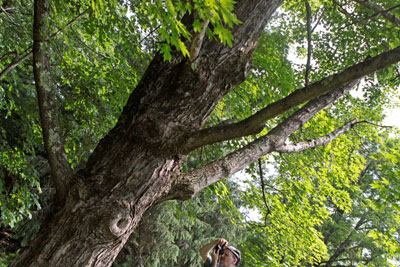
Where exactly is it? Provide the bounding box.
[1,0,400,266]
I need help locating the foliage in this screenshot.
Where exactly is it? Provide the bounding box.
[237,125,400,266]
[0,252,18,267]
[301,134,400,267]
[127,0,241,60]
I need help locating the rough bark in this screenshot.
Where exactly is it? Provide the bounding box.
[12,1,284,266]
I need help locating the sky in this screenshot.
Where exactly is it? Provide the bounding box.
[384,106,400,128]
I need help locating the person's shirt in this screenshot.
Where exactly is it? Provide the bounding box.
[202,256,221,267]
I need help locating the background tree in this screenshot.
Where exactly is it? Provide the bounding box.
[1,0,400,266]
[113,186,244,267]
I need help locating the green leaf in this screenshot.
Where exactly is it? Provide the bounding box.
[193,19,203,33]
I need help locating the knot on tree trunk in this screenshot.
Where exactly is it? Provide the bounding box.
[105,201,133,237]
[109,213,132,237]
[109,215,131,237]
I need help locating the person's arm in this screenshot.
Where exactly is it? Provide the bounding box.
[199,238,228,262]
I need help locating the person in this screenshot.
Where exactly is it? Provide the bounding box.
[199,238,241,267]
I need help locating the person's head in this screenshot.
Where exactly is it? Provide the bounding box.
[219,246,241,266]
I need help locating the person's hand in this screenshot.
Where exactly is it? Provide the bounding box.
[211,246,219,263]
[215,238,228,247]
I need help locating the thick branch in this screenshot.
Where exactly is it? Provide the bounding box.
[165,81,358,201]
[354,0,400,27]
[33,0,71,204]
[182,45,400,152]
[0,8,88,80]
[275,119,358,153]
[267,79,359,138]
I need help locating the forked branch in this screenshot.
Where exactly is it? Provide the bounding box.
[166,81,358,200]
[182,46,400,153]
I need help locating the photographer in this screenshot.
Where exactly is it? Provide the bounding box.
[199,238,241,267]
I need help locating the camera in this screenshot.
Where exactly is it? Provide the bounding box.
[214,245,225,255]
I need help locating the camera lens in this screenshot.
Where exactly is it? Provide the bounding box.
[219,246,225,255]
[214,245,225,255]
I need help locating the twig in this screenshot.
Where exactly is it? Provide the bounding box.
[0,51,17,62]
[0,6,13,20]
[351,127,369,152]
[138,25,162,44]
[50,9,89,39]
[1,10,21,27]
[0,50,32,78]
[258,158,271,222]
[333,0,356,18]
[355,120,393,128]
[311,10,323,33]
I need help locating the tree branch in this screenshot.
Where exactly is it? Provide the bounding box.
[305,0,312,87]
[0,8,88,80]
[33,0,72,204]
[0,50,32,78]
[0,51,18,62]
[165,81,358,201]
[189,19,210,62]
[181,45,400,153]
[267,79,359,138]
[323,217,367,267]
[258,158,271,226]
[357,120,393,128]
[0,6,13,20]
[353,0,400,27]
[274,119,358,153]
[337,1,400,31]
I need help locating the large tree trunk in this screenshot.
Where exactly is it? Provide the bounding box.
[11,1,283,266]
